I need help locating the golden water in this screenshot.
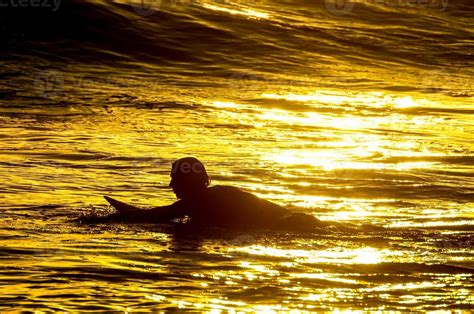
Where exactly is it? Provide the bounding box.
[1,82,473,310]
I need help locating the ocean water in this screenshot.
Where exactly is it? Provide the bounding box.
[0,0,473,311]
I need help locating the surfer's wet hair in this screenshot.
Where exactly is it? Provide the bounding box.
[171,157,210,186]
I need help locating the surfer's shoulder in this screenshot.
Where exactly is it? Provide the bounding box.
[206,185,255,198]
[207,185,243,192]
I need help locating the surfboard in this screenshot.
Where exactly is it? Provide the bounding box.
[104,196,140,212]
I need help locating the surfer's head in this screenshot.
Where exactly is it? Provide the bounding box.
[169,157,210,200]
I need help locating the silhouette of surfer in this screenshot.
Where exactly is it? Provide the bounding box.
[102,157,322,230]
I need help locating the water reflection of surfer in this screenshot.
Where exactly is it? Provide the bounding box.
[104,157,322,230]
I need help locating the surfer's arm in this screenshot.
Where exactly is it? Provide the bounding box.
[145,201,187,221]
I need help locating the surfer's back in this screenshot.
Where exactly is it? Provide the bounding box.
[184,185,289,228]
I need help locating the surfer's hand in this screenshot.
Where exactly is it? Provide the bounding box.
[104,210,143,222]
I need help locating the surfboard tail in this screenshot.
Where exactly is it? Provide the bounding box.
[104,196,140,212]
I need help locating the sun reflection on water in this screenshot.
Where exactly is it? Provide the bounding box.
[262,90,435,109]
[201,2,270,19]
[231,246,389,264]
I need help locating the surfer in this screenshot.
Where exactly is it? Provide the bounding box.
[102,157,322,230]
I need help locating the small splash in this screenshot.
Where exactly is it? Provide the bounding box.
[74,204,116,224]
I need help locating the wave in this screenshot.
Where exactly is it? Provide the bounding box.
[1,0,472,80]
